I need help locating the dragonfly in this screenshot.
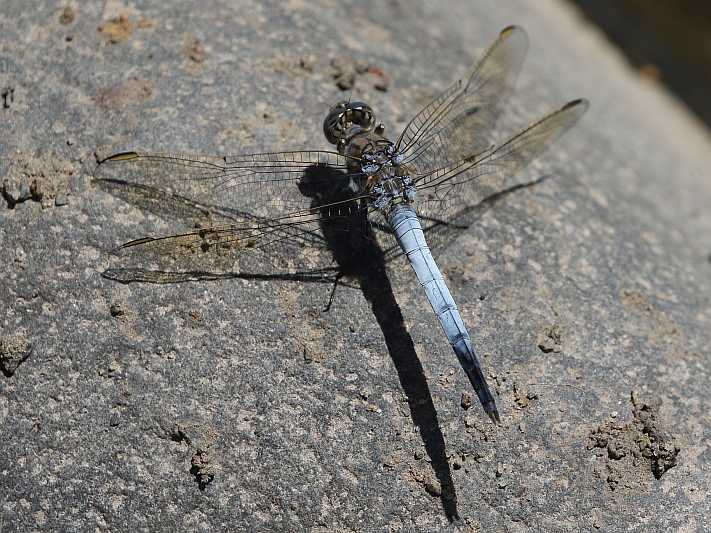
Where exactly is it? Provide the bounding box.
[96,26,588,423]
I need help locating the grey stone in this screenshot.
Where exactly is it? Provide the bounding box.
[0,1,709,531]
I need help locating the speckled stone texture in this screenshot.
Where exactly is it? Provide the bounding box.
[1,0,710,531]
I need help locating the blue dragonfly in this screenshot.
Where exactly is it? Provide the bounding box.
[96,26,588,422]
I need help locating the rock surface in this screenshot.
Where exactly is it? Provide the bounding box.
[1,0,710,531]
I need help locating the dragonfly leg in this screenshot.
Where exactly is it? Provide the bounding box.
[322,271,345,313]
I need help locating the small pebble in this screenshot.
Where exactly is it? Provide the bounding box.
[55,194,68,207]
[424,480,441,497]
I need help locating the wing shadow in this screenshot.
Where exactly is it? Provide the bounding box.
[94,176,347,285]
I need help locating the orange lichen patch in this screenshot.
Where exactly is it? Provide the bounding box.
[98,14,134,44]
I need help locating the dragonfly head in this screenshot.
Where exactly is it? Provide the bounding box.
[323,101,376,150]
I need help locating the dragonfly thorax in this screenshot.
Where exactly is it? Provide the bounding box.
[371,174,416,212]
[339,129,413,212]
[360,140,405,173]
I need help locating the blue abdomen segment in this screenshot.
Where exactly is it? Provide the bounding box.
[387,204,500,423]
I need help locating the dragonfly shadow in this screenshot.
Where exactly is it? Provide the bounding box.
[300,164,463,521]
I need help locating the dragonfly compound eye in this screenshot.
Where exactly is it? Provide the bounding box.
[323,106,348,145]
[323,101,376,145]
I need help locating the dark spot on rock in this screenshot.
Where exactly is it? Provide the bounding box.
[1,86,15,109]
[170,427,191,445]
[109,303,125,317]
[298,57,314,72]
[464,105,480,117]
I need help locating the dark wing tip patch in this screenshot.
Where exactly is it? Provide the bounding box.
[98,151,140,165]
[120,236,156,248]
[498,25,528,47]
[500,25,522,36]
[562,98,590,113]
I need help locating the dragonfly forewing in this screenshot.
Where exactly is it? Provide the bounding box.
[396,25,528,173]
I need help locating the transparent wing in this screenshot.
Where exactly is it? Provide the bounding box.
[395,26,528,173]
[96,150,362,217]
[94,150,372,274]
[410,99,589,255]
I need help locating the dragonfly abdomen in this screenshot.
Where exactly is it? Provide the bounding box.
[387,204,500,422]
